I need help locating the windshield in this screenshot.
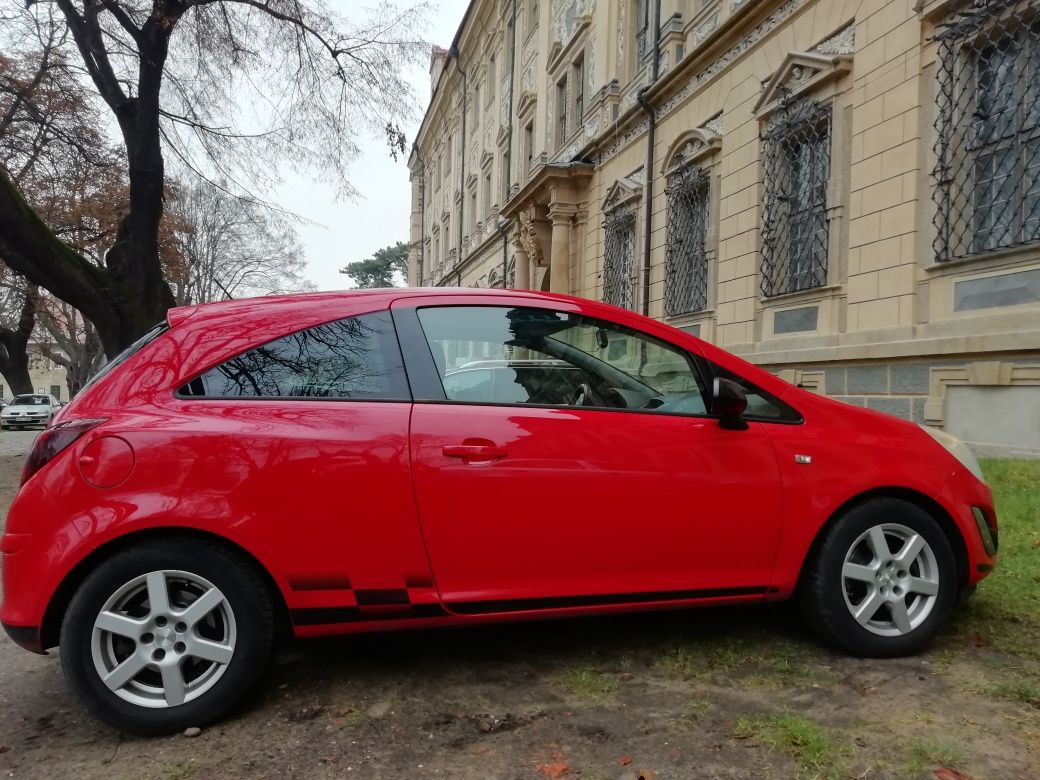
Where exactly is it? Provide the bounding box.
[10,395,49,406]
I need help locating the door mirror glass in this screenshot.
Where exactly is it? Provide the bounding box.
[712,377,748,429]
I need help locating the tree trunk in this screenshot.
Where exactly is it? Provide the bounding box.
[0,290,36,396]
[0,347,33,396]
[0,167,171,357]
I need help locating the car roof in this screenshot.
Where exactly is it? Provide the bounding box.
[165,287,583,328]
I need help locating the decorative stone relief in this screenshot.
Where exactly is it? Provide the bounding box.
[587,32,597,91]
[616,0,626,68]
[814,23,856,55]
[522,63,535,92]
[516,206,545,266]
[695,13,719,45]
[654,0,813,122]
[782,64,819,92]
[598,119,650,164]
[704,114,724,135]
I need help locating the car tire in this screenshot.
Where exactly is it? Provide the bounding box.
[799,497,958,657]
[60,538,275,736]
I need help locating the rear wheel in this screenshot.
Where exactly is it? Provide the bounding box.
[800,498,958,657]
[60,539,274,735]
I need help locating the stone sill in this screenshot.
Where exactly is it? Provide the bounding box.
[732,328,1040,366]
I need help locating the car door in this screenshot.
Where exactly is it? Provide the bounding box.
[395,296,786,612]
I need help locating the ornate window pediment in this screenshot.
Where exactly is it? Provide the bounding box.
[754,51,852,117]
[517,91,538,117]
[602,176,643,212]
[663,128,723,175]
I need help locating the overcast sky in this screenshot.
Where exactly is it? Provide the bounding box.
[274,0,470,291]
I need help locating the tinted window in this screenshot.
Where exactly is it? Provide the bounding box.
[417,306,708,414]
[181,312,408,400]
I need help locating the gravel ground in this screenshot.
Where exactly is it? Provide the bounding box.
[0,433,1037,779]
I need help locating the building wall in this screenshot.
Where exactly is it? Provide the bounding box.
[0,345,67,402]
[409,0,1040,456]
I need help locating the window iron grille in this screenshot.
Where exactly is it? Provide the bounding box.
[603,207,637,308]
[665,164,711,316]
[760,97,832,297]
[932,0,1040,262]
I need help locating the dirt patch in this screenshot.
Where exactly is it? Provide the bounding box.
[0,447,1037,779]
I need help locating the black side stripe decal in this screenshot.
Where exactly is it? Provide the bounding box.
[292,603,449,626]
[445,586,768,615]
[290,586,767,626]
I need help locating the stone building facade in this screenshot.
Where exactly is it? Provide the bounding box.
[408,0,1040,456]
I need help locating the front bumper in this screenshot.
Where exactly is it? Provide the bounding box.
[937,469,999,585]
[1,622,44,654]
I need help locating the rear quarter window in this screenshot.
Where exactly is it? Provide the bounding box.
[179,311,409,400]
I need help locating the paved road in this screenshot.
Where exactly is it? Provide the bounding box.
[0,428,38,462]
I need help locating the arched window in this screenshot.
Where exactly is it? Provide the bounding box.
[664,127,721,317]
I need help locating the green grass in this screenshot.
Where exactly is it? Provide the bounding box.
[163,765,197,780]
[735,713,845,779]
[554,665,619,702]
[940,460,1040,672]
[935,461,1040,707]
[986,680,1040,708]
[903,738,967,777]
[656,635,826,688]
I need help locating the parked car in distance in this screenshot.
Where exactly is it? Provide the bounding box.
[0,394,61,430]
[0,289,998,735]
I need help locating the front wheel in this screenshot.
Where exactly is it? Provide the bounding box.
[800,498,958,657]
[60,539,274,735]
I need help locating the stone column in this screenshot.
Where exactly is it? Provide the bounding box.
[513,244,531,290]
[549,207,575,295]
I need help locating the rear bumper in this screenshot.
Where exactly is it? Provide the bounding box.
[1,622,44,654]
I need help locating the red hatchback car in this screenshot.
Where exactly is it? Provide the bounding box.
[1,289,998,735]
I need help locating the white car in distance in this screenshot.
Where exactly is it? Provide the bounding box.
[0,394,61,430]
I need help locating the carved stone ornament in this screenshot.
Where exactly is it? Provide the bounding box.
[814,23,856,56]
[515,206,545,266]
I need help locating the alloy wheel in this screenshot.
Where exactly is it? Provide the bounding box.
[90,570,237,708]
[841,522,940,637]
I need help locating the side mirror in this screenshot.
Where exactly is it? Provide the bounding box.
[712,377,748,430]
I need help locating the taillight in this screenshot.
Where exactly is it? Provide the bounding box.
[21,418,107,486]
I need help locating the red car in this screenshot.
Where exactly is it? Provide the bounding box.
[0,289,997,735]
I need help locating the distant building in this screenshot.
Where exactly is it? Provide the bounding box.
[0,342,67,401]
[408,0,1040,456]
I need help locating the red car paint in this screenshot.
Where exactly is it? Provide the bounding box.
[0,289,997,650]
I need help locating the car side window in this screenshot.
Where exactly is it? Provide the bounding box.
[416,306,709,414]
[709,362,802,423]
[180,311,409,400]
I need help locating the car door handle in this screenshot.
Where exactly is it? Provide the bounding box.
[442,442,507,462]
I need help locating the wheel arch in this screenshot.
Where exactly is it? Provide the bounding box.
[796,486,969,593]
[41,527,292,650]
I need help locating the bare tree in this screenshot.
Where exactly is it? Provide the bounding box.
[0,0,428,356]
[38,296,104,397]
[169,179,313,304]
